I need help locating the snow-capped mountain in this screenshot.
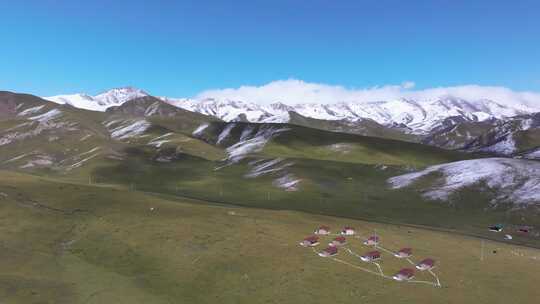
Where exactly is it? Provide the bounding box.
[44,87,149,111]
[43,87,540,134]
[389,158,540,206]
[163,95,539,134]
[464,112,540,157]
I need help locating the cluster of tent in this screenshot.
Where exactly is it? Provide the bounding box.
[300,225,437,281]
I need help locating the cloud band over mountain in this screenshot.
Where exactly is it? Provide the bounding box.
[196,79,540,109]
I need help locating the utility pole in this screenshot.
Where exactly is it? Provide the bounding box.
[480,240,485,262]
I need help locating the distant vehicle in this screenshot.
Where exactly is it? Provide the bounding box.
[488,224,503,232]
[504,234,513,240]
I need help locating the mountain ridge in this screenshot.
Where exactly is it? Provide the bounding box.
[43,87,540,135]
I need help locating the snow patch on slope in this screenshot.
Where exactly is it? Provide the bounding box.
[388,158,540,206]
[17,105,45,116]
[192,123,209,136]
[478,134,517,155]
[217,123,236,145]
[109,120,150,139]
[225,126,290,162]
[29,109,62,123]
[245,158,294,178]
[273,174,301,191]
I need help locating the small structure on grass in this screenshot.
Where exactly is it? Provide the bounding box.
[315,225,331,235]
[393,268,415,281]
[329,236,347,247]
[319,246,338,257]
[394,247,413,258]
[360,250,381,262]
[416,258,435,271]
[488,224,503,232]
[518,227,530,234]
[299,236,320,247]
[363,235,379,246]
[341,226,355,235]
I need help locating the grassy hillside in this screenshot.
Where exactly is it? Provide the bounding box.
[287,111,418,142]
[87,149,540,246]
[1,171,539,304]
[2,91,538,249]
[197,122,470,168]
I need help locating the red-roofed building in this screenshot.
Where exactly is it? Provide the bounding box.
[341,226,355,235]
[416,258,435,271]
[318,246,338,257]
[299,236,320,247]
[363,235,379,246]
[315,225,331,235]
[329,236,347,247]
[518,227,530,234]
[394,247,413,258]
[393,268,415,281]
[360,250,381,262]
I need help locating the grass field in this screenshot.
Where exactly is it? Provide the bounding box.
[1,170,540,304]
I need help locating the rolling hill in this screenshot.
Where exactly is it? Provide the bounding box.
[2,90,540,248]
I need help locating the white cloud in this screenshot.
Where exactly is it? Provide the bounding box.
[196,79,540,110]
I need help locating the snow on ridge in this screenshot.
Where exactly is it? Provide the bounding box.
[245,158,294,178]
[3,153,30,164]
[66,153,101,171]
[388,158,540,206]
[273,174,301,191]
[524,148,540,160]
[144,102,161,116]
[217,123,236,145]
[239,125,256,141]
[1,109,77,147]
[17,105,45,116]
[29,109,62,123]
[225,126,290,162]
[20,154,54,169]
[110,120,150,139]
[478,134,517,155]
[192,123,209,136]
[148,132,173,148]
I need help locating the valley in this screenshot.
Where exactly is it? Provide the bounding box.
[1,89,540,303]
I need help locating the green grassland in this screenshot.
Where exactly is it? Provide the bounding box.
[2,92,540,303]
[287,111,419,142]
[1,170,539,304]
[87,147,540,248]
[198,122,469,167]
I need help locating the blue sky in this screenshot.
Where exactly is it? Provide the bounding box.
[1,0,539,97]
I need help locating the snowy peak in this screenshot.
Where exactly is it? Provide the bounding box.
[43,87,540,134]
[94,87,149,106]
[44,87,149,112]
[165,95,537,134]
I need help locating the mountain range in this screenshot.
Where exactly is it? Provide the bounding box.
[44,86,540,158]
[2,88,540,249]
